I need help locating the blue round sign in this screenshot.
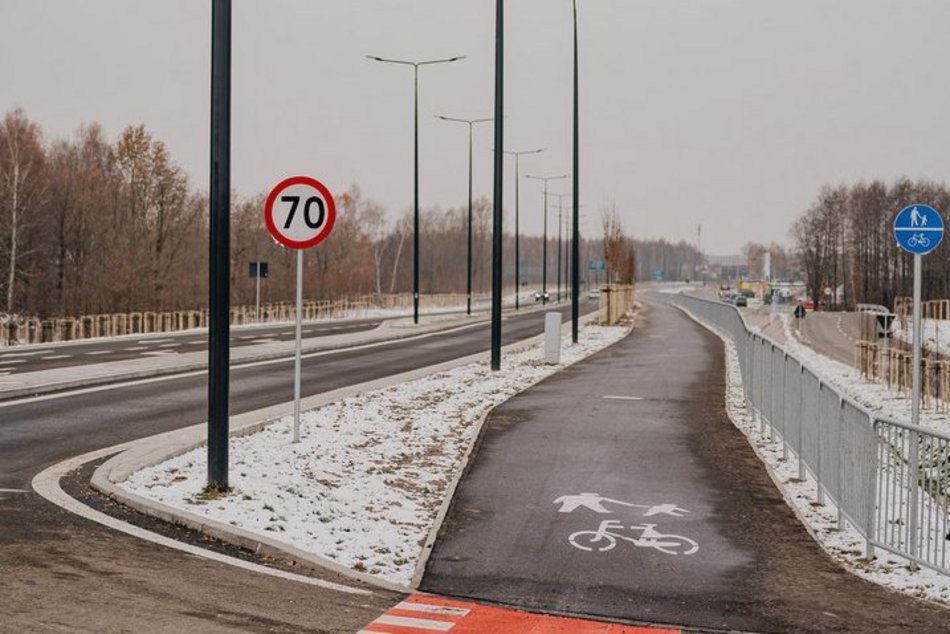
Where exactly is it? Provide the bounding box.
[893,204,944,255]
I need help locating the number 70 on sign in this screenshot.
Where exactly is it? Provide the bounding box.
[264,176,336,250]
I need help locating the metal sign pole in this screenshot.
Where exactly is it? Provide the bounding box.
[908,252,922,560]
[294,249,303,443]
[255,271,261,323]
[912,253,922,427]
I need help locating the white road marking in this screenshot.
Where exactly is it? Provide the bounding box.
[0,358,27,364]
[251,339,277,344]
[0,350,43,357]
[0,488,29,493]
[0,318,492,410]
[157,342,180,348]
[31,446,372,596]
[42,355,72,360]
[87,350,112,355]
[124,346,148,351]
[0,371,10,376]
[373,614,454,631]
[602,395,643,401]
[394,601,470,617]
[140,339,174,344]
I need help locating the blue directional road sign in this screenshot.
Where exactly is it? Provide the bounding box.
[893,204,944,255]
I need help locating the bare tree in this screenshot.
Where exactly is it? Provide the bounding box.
[0,109,46,314]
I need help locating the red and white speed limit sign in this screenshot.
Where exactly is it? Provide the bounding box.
[264,176,336,249]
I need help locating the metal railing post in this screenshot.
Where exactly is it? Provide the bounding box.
[782,352,789,460]
[866,417,878,561]
[908,427,920,565]
[799,365,806,481]
[837,397,845,528]
[816,380,824,505]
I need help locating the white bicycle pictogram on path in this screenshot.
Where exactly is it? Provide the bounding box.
[569,519,699,556]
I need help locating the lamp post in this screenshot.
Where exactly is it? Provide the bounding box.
[491,0,504,371]
[367,54,465,325]
[525,174,567,304]
[504,148,544,309]
[571,0,581,342]
[437,115,493,316]
[547,192,573,302]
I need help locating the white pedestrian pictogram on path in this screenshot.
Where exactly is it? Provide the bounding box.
[553,493,689,517]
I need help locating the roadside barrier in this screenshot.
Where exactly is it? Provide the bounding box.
[598,285,635,325]
[674,294,950,576]
[895,297,950,321]
[855,342,949,413]
[0,292,489,347]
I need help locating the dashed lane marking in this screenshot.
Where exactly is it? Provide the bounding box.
[42,354,72,360]
[123,346,148,352]
[87,350,112,355]
[0,488,29,493]
[603,395,644,401]
[360,595,681,633]
[139,338,174,344]
[0,358,27,364]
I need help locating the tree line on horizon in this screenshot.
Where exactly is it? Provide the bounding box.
[0,108,646,321]
[791,179,950,310]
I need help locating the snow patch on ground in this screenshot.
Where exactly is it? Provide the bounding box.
[120,322,629,587]
[687,310,950,605]
[780,314,950,435]
[895,318,950,358]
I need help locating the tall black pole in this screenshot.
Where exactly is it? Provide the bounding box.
[514,156,520,310]
[557,198,562,302]
[571,0,581,343]
[466,123,473,315]
[208,0,231,490]
[413,66,420,325]
[490,0,504,371]
[542,181,548,304]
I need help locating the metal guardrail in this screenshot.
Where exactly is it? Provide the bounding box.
[673,294,950,574]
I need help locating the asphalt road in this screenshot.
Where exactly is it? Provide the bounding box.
[0,318,384,375]
[795,310,868,365]
[0,302,592,632]
[421,301,950,633]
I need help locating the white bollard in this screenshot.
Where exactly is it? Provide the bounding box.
[544,312,561,364]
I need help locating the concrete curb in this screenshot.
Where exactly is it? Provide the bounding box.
[92,309,608,593]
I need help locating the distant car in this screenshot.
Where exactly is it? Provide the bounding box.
[589,288,601,299]
[734,296,748,307]
[534,291,551,302]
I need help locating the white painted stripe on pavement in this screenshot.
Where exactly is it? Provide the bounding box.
[87,350,112,355]
[31,446,372,596]
[42,355,72,360]
[140,339,174,344]
[603,395,644,401]
[0,358,26,363]
[374,614,454,631]
[395,601,470,616]
[0,488,29,493]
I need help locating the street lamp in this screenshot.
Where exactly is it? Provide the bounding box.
[525,174,567,304]
[571,0,581,342]
[437,115,493,316]
[367,54,465,325]
[503,148,544,309]
[547,192,573,302]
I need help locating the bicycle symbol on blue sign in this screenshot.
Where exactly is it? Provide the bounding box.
[893,204,944,255]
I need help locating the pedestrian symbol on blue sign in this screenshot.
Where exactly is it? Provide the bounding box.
[893,204,944,255]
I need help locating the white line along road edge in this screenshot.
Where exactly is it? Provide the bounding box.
[31,442,373,596]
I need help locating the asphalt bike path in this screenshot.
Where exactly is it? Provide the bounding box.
[421,301,950,633]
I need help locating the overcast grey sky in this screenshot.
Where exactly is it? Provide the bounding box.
[4,1,950,254]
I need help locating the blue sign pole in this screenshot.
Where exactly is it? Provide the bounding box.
[893,203,944,563]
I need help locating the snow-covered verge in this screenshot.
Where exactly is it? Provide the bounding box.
[895,318,950,358]
[777,314,949,434]
[703,315,950,606]
[120,322,630,587]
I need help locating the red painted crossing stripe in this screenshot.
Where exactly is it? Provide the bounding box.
[359,594,681,633]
